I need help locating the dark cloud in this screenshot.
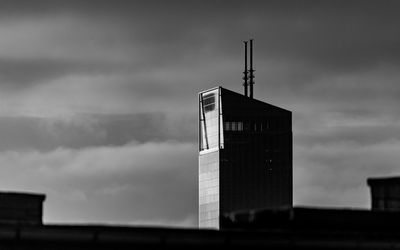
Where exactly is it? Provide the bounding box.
[91,113,197,145]
[0,113,196,152]
[0,116,105,151]
[0,58,126,87]
[297,125,400,147]
[2,0,400,91]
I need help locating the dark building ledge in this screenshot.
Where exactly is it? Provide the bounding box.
[221,206,400,231]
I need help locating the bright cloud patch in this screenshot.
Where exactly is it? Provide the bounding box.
[0,141,197,227]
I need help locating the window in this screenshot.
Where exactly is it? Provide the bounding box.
[224,121,244,131]
[264,121,269,130]
[244,122,250,131]
[224,121,230,131]
[231,122,237,131]
[237,122,243,131]
[202,93,215,112]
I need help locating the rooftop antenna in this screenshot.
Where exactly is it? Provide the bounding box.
[243,41,248,97]
[249,39,255,99]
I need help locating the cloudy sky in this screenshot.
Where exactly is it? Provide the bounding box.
[0,0,400,227]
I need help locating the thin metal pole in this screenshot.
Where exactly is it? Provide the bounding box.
[249,39,255,99]
[243,41,248,97]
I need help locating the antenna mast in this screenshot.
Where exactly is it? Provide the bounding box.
[243,41,248,97]
[249,39,255,99]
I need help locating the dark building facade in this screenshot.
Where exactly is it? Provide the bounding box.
[198,87,292,229]
[0,192,45,225]
[0,207,399,250]
[367,177,400,211]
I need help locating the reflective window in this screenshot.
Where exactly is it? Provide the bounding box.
[203,93,215,112]
[199,89,223,151]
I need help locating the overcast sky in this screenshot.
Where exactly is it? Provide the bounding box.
[0,0,400,227]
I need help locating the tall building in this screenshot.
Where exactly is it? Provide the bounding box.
[198,87,292,229]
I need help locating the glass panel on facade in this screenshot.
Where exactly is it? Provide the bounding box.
[203,93,215,112]
[199,89,223,151]
[224,122,230,131]
[223,121,243,132]
[231,122,237,131]
[237,122,243,131]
